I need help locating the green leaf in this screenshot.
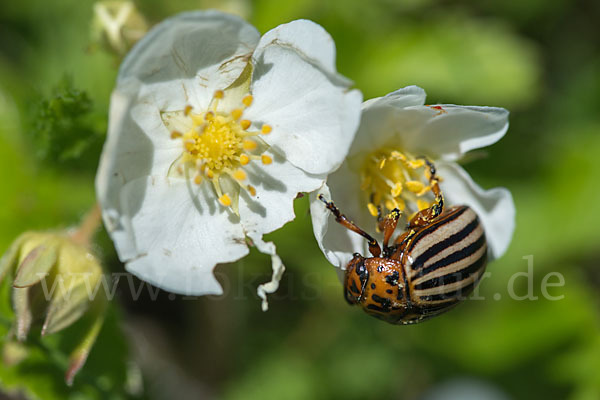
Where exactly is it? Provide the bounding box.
[353,14,540,107]
[27,76,104,171]
[0,302,138,400]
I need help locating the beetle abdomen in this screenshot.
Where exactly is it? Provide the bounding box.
[405,206,487,310]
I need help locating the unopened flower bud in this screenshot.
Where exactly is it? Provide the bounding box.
[91,1,148,56]
[0,228,106,385]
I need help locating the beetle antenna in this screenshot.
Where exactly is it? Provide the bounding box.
[318,195,381,257]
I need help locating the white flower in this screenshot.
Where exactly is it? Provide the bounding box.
[95,10,362,308]
[310,85,515,270]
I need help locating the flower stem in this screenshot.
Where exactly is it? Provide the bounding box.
[70,204,102,246]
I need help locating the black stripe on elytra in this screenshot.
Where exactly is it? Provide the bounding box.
[413,249,487,290]
[415,300,461,319]
[419,279,478,302]
[366,304,386,312]
[407,207,468,257]
[416,233,486,279]
[371,294,392,311]
[411,210,478,270]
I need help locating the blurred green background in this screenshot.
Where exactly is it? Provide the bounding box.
[1,0,599,399]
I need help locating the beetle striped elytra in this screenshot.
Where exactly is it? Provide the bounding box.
[319,158,487,324]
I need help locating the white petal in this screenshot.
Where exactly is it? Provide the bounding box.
[255,20,338,74]
[361,85,427,109]
[96,88,157,258]
[96,87,182,249]
[347,86,428,158]
[246,24,362,175]
[350,95,508,162]
[119,10,260,111]
[400,105,509,161]
[249,234,285,312]
[116,176,249,295]
[437,162,515,260]
[238,149,325,236]
[309,163,373,269]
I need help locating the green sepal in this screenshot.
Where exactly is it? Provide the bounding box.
[0,233,32,284]
[64,295,107,386]
[13,243,59,288]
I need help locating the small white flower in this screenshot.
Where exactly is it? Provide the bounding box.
[95,11,362,307]
[310,85,515,270]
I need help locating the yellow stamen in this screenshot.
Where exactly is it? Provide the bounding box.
[242,95,253,107]
[391,182,403,197]
[390,151,405,160]
[219,194,232,207]
[243,140,257,151]
[240,119,251,130]
[367,203,379,217]
[417,186,431,197]
[167,90,275,212]
[233,169,247,181]
[417,199,430,211]
[372,192,382,206]
[360,149,440,221]
[407,159,425,169]
[385,200,396,211]
[406,180,425,193]
[231,109,243,121]
[184,140,195,152]
[190,114,204,125]
[395,197,406,211]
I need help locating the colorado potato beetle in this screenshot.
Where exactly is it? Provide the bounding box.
[319,159,487,324]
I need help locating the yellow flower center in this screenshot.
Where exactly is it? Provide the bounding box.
[360,149,438,219]
[166,90,272,213]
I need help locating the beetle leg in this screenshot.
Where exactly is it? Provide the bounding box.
[376,204,384,232]
[408,157,445,229]
[381,208,401,255]
[423,156,444,217]
[318,195,381,257]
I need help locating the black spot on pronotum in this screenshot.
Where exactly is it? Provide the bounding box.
[386,289,393,294]
[350,279,360,295]
[385,271,400,286]
[371,283,376,290]
[356,261,367,277]
[344,288,357,305]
